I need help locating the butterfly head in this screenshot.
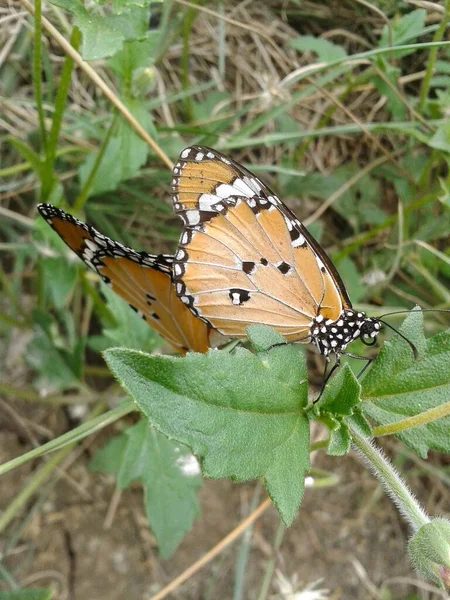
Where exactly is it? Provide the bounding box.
[310,309,382,357]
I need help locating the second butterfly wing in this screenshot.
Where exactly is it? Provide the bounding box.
[38,204,211,353]
[171,146,351,341]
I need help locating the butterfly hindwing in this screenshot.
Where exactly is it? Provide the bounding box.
[37,204,211,353]
[172,146,351,340]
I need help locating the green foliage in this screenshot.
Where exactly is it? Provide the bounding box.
[314,365,371,456]
[48,1,149,59]
[362,311,450,457]
[90,418,201,557]
[379,9,427,53]
[104,326,310,525]
[288,35,347,62]
[408,518,450,589]
[88,283,161,353]
[3,0,450,591]
[26,309,85,390]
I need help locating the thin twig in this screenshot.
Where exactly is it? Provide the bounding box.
[149,498,272,600]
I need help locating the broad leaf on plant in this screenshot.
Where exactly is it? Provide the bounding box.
[362,310,450,457]
[104,326,310,525]
[90,419,201,558]
[314,364,371,456]
[49,0,149,59]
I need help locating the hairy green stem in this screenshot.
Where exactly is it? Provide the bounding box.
[351,427,429,532]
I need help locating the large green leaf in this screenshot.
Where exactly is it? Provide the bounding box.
[49,0,148,59]
[362,311,450,457]
[104,326,310,525]
[90,419,201,558]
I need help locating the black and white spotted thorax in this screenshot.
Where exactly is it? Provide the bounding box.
[310,309,382,357]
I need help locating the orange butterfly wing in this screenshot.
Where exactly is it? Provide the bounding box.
[171,146,352,341]
[37,204,211,353]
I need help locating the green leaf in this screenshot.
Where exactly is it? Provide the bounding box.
[49,0,148,60]
[104,334,310,525]
[108,34,159,89]
[26,308,85,390]
[428,121,450,153]
[372,58,406,121]
[314,364,369,456]
[379,9,426,53]
[289,35,347,62]
[90,419,201,558]
[362,311,450,457]
[78,98,152,196]
[0,589,52,600]
[94,283,160,352]
[41,256,78,308]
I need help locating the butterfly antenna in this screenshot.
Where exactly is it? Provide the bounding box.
[378,308,450,319]
[378,319,418,359]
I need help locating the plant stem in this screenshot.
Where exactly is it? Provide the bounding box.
[72,113,118,213]
[373,401,450,437]
[41,27,81,201]
[33,0,47,153]
[418,0,450,114]
[350,427,429,532]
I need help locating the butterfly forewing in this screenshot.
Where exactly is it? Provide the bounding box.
[172,146,350,340]
[37,204,211,353]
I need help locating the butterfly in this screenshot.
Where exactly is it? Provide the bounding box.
[170,145,382,361]
[37,204,214,354]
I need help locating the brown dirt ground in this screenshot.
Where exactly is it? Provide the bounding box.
[1,403,448,600]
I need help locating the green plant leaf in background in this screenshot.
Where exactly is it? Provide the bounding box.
[288,35,347,62]
[362,311,450,457]
[103,326,310,525]
[27,309,85,391]
[90,419,201,558]
[379,9,427,55]
[88,283,161,353]
[0,588,52,600]
[428,121,450,154]
[78,34,158,197]
[48,0,148,59]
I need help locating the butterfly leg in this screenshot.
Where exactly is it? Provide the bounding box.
[313,355,341,404]
[341,352,374,379]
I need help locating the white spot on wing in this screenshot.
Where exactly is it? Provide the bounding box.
[181,148,191,158]
[232,178,255,197]
[199,193,220,210]
[195,152,204,161]
[292,233,306,247]
[186,210,200,226]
